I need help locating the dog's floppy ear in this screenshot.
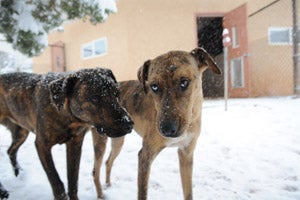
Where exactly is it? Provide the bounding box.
[50,75,77,111]
[103,68,117,84]
[191,47,222,75]
[137,60,151,93]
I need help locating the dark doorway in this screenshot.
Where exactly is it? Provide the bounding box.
[197,17,224,97]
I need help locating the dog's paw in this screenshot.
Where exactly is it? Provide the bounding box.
[13,163,22,177]
[14,167,20,177]
[0,190,9,200]
[0,182,9,199]
[54,192,68,200]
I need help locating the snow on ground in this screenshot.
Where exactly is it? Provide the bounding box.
[0,97,300,200]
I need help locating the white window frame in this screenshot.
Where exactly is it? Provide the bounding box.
[82,43,93,58]
[81,37,107,59]
[232,26,239,48]
[230,57,244,88]
[268,27,291,45]
[268,27,300,45]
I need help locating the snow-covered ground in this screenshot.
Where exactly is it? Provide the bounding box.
[0,97,300,200]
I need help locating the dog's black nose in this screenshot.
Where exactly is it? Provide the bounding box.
[123,119,134,133]
[121,115,134,133]
[160,121,179,138]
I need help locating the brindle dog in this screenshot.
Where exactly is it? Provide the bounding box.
[0,68,133,200]
[92,48,221,200]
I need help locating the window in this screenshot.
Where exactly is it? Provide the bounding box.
[268,27,300,45]
[230,57,244,88]
[81,37,107,59]
[269,27,290,45]
[232,26,239,48]
[296,29,300,43]
[56,56,61,69]
[94,39,107,55]
[82,44,93,58]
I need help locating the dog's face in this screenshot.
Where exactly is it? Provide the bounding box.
[138,48,221,138]
[50,68,133,138]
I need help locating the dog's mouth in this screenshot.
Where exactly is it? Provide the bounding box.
[95,123,133,138]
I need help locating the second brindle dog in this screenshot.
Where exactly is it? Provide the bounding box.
[0,68,133,200]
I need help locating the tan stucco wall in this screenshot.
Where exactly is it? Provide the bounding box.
[34,0,198,80]
[248,0,294,96]
[32,0,297,96]
[33,0,246,81]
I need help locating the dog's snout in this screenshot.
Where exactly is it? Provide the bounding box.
[160,121,179,138]
[123,117,134,133]
[120,115,134,133]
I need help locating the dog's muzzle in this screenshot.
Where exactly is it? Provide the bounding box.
[117,115,134,133]
[95,116,134,138]
[159,120,180,138]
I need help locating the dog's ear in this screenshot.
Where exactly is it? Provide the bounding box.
[103,68,117,84]
[49,75,77,111]
[190,47,222,75]
[137,60,151,93]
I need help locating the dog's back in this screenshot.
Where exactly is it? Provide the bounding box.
[0,72,40,87]
[0,73,40,106]
[0,72,65,132]
[0,73,39,128]
[0,72,67,92]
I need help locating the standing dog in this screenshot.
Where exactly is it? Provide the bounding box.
[92,48,221,200]
[0,68,133,200]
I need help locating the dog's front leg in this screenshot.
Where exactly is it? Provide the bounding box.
[138,141,163,200]
[105,136,125,186]
[66,132,85,200]
[35,139,67,200]
[91,129,108,199]
[178,143,197,200]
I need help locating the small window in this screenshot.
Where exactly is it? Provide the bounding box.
[82,44,93,58]
[94,39,107,55]
[269,27,300,45]
[232,26,239,48]
[269,28,290,45]
[231,57,244,88]
[81,37,107,59]
[56,56,61,69]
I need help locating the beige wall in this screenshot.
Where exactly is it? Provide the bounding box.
[248,0,294,96]
[34,0,197,80]
[33,0,246,81]
[32,0,296,96]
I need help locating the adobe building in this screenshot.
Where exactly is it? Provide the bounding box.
[32,0,300,97]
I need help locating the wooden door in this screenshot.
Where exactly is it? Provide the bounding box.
[223,4,250,97]
[51,41,65,72]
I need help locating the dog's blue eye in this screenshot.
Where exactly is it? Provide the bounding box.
[151,84,159,93]
[180,79,189,90]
